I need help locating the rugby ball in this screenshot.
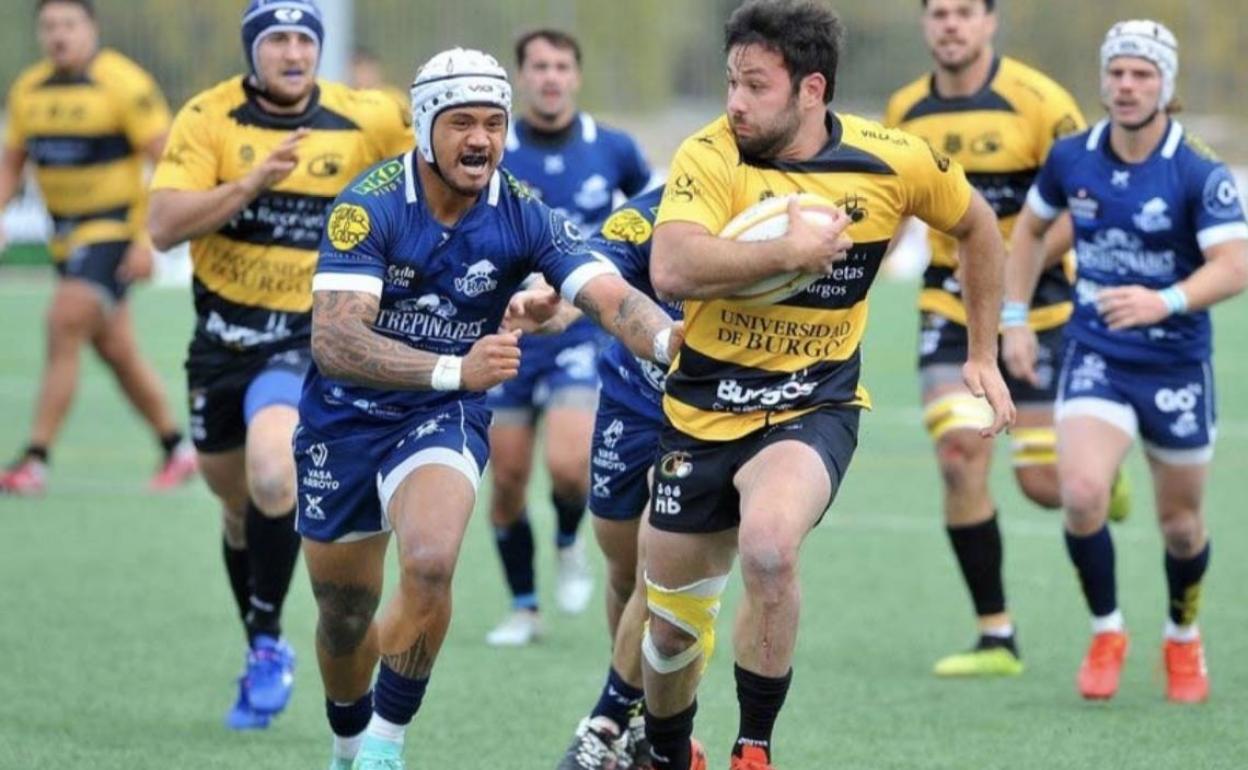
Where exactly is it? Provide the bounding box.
[718,193,840,306]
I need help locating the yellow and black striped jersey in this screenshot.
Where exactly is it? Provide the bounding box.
[657,111,973,441]
[885,56,1085,330]
[4,49,170,261]
[150,77,412,353]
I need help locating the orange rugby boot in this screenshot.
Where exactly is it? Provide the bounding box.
[1078,630,1129,700]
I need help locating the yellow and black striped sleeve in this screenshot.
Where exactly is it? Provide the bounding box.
[150,97,220,192]
[898,138,974,234]
[110,59,171,153]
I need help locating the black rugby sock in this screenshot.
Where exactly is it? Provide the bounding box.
[244,502,302,642]
[159,431,185,459]
[553,492,587,549]
[947,514,1007,617]
[494,512,538,608]
[734,664,791,761]
[1065,525,1118,618]
[222,537,252,625]
[1166,541,1210,626]
[646,701,697,770]
[23,444,49,464]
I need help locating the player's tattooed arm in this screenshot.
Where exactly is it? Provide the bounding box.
[574,275,681,363]
[311,290,440,390]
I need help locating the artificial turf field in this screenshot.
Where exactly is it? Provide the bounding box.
[1,266,1246,769]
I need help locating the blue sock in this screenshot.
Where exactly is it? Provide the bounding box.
[1064,525,1118,617]
[590,666,644,732]
[1165,540,1210,626]
[373,664,429,728]
[554,493,587,549]
[494,513,538,610]
[326,692,372,737]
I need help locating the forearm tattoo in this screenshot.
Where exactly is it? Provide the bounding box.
[382,632,436,679]
[311,291,439,390]
[575,283,671,361]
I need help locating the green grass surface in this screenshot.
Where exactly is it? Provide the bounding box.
[1,267,1246,768]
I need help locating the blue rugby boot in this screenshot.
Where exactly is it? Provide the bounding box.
[245,635,296,715]
[224,676,272,731]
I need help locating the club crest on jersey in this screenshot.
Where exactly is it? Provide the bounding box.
[1133,198,1172,233]
[327,204,371,251]
[1068,189,1099,221]
[454,260,499,297]
[602,419,624,449]
[1202,167,1243,220]
[602,208,653,244]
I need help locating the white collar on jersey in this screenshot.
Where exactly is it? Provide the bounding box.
[505,112,597,152]
[403,150,502,207]
[1087,118,1184,159]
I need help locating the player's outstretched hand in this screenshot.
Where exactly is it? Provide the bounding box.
[962,357,1016,437]
[461,330,522,391]
[1096,285,1170,330]
[783,196,853,275]
[503,286,564,333]
[1000,326,1039,386]
[242,127,310,196]
[116,241,154,283]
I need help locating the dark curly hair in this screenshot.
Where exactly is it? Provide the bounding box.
[724,0,846,103]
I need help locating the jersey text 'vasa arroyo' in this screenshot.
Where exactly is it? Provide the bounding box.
[658,111,973,441]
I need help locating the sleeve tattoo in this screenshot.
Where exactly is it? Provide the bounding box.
[311,290,440,390]
[574,281,671,361]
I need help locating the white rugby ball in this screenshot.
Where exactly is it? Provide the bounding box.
[718,193,840,306]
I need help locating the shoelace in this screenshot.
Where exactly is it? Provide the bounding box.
[574,726,616,766]
[1089,636,1124,666]
[1166,643,1204,676]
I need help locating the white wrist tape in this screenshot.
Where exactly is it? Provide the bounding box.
[430,355,463,391]
[653,327,673,366]
[1158,285,1189,316]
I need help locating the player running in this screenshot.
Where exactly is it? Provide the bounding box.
[884,0,1112,677]
[553,185,678,770]
[298,48,680,770]
[147,0,411,730]
[0,0,194,495]
[641,2,1015,769]
[485,28,654,647]
[1004,20,1248,704]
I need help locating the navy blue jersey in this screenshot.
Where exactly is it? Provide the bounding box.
[503,113,652,231]
[1029,120,1247,364]
[301,151,619,433]
[593,186,683,420]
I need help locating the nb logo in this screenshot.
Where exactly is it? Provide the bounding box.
[653,483,682,515]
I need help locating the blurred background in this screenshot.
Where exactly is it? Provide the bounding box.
[1,0,1246,262]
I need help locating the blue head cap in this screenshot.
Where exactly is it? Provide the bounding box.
[241,0,325,83]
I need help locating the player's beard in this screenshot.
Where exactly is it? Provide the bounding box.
[733,96,802,160]
[935,42,986,75]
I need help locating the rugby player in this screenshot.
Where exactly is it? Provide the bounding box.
[296,47,680,770]
[554,185,678,770]
[485,28,654,647]
[0,0,194,495]
[641,2,1015,768]
[1004,20,1248,703]
[884,0,1115,677]
[147,0,411,729]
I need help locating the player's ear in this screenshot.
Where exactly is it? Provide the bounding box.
[799,72,828,110]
